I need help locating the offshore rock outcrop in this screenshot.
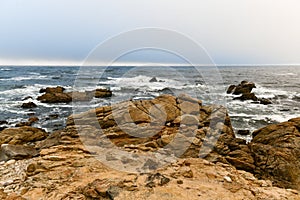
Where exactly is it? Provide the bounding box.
[37,86,112,103]
[227,81,272,105]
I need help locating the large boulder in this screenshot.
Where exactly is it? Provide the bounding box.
[249,117,300,190]
[0,126,48,146]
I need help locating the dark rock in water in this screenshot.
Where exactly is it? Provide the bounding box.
[15,117,39,127]
[0,127,7,132]
[149,77,158,82]
[22,96,33,101]
[0,144,39,161]
[292,95,300,101]
[226,85,236,94]
[29,116,39,123]
[232,81,256,95]
[49,114,59,119]
[259,98,272,105]
[280,108,290,112]
[93,88,112,98]
[67,88,112,101]
[158,87,174,95]
[38,86,112,103]
[0,121,8,125]
[249,117,300,190]
[39,86,65,94]
[37,92,72,103]
[237,130,250,135]
[21,101,37,109]
[233,93,258,101]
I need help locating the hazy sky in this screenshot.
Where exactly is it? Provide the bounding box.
[0,0,300,65]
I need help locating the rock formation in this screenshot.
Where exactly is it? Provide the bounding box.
[37,86,112,103]
[0,94,299,199]
[227,81,272,105]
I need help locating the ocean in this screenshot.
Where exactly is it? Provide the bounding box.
[0,65,299,140]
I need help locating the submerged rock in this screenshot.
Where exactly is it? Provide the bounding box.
[21,102,37,109]
[149,77,158,82]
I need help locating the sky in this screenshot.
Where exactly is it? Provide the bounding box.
[0,0,300,66]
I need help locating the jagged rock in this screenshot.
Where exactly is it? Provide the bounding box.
[1,95,300,199]
[226,85,236,94]
[21,102,37,109]
[149,77,158,82]
[249,117,300,190]
[232,81,256,95]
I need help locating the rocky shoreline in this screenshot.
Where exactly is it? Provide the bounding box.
[0,92,299,199]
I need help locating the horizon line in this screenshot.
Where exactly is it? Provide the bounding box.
[1,63,300,67]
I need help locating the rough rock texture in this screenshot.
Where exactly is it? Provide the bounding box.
[249,117,300,190]
[0,141,298,199]
[37,86,112,103]
[0,95,299,199]
[0,126,48,146]
[227,81,256,95]
[227,81,272,105]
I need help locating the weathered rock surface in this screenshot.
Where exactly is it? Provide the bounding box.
[227,81,256,95]
[0,126,48,146]
[0,95,299,199]
[227,81,272,105]
[37,86,112,103]
[249,117,300,190]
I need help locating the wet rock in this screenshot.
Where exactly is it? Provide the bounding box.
[259,98,272,105]
[149,77,158,82]
[0,121,8,125]
[237,130,250,136]
[226,80,256,95]
[233,93,258,101]
[39,86,65,94]
[226,85,236,94]
[37,92,72,103]
[22,96,33,101]
[15,117,39,127]
[21,102,37,109]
